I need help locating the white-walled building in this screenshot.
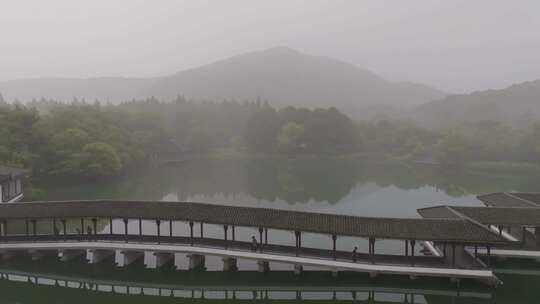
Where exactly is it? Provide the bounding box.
[0,166,26,203]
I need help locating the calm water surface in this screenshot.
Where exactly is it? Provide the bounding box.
[6,159,540,303]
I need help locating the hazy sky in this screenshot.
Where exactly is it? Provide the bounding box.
[1,0,539,93]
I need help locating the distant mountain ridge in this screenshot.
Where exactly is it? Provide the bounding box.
[0,47,445,118]
[411,79,540,128]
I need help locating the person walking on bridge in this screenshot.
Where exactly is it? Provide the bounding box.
[351,246,358,262]
[251,236,258,252]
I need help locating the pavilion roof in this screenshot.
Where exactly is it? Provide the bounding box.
[418,205,540,227]
[0,166,27,183]
[477,192,540,208]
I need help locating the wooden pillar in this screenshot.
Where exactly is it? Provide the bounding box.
[443,242,447,257]
[410,240,416,266]
[92,218,97,236]
[332,234,337,260]
[156,219,161,242]
[451,243,456,268]
[371,238,375,262]
[169,219,173,237]
[109,217,113,235]
[138,218,142,236]
[232,226,235,241]
[522,226,527,242]
[200,222,203,238]
[52,218,57,235]
[498,225,503,236]
[487,245,491,267]
[32,219,37,236]
[224,225,228,241]
[123,218,128,242]
[258,227,263,247]
[61,219,67,238]
[80,218,84,235]
[295,231,301,256]
[264,228,268,245]
[474,245,478,259]
[189,221,194,245]
[405,240,409,257]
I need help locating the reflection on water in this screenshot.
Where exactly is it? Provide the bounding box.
[27,159,540,303]
[2,257,540,303]
[0,257,495,304]
[38,159,540,217]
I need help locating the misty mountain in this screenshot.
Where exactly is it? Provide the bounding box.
[142,47,446,114]
[0,47,445,117]
[412,80,540,128]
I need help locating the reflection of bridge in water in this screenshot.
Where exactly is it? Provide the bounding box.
[0,268,493,302]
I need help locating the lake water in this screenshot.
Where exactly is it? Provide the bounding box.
[5,159,540,303]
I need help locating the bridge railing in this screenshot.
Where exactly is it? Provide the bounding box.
[0,233,455,269]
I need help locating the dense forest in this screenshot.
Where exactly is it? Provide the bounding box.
[1,96,540,180]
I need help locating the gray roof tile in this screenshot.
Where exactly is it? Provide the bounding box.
[0,200,507,244]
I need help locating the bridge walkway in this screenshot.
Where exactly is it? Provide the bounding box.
[2,234,448,268]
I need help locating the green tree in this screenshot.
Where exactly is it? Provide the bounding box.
[435,133,469,169]
[186,124,214,153]
[51,128,90,153]
[519,123,540,163]
[244,108,280,152]
[81,142,121,178]
[277,122,305,153]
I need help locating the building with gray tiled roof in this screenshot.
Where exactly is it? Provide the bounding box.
[0,165,27,203]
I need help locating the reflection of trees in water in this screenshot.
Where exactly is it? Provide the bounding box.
[155,159,540,202]
[162,159,358,204]
[403,165,540,198]
[38,159,540,203]
[245,159,358,204]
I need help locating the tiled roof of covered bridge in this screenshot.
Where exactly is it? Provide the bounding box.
[418,205,540,226]
[477,192,540,207]
[0,200,507,244]
[0,166,27,183]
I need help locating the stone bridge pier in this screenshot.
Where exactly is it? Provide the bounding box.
[118,250,144,267]
[153,252,174,268]
[222,257,238,271]
[257,260,270,272]
[188,254,205,270]
[87,249,115,264]
[58,249,86,262]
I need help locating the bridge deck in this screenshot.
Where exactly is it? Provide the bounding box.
[1,234,450,268]
[0,239,495,280]
[472,247,540,259]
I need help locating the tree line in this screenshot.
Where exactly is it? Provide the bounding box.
[1,96,540,179]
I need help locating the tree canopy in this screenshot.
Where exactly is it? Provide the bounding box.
[1,97,540,179]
